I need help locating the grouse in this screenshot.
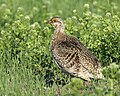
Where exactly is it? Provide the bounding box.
[48,17,104,81]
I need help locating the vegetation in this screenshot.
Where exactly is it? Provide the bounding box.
[0,0,120,96]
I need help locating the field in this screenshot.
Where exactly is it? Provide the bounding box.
[0,0,120,96]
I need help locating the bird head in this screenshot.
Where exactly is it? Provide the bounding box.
[48,17,64,28]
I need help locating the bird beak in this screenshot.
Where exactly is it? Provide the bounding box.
[47,20,52,24]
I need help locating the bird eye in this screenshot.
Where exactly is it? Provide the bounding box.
[52,19,56,22]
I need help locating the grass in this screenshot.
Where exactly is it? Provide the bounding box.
[0,0,120,96]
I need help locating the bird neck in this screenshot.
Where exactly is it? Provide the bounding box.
[52,24,65,42]
[54,24,65,34]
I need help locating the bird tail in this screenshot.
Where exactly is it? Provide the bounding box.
[96,68,105,80]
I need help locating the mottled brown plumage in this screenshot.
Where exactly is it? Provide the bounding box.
[48,17,104,81]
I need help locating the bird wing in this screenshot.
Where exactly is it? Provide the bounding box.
[51,36,102,81]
